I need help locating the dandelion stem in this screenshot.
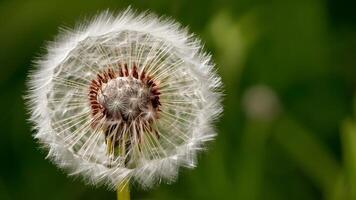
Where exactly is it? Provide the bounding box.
[113,132,131,200]
[117,182,130,200]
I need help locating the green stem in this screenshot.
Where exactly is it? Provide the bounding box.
[117,182,130,200]
[116,132,130,200]
[273,116,341,197]
[341,119,356,199]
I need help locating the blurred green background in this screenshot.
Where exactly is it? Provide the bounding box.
[0,0,355,199]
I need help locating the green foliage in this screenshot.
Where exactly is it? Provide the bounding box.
[0,0,355,199]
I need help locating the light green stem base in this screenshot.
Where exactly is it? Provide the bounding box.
[117,182,130,200]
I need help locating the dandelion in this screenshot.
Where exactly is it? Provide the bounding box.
[26,8,222,198]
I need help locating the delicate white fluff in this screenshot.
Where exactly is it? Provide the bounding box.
[26,8,222,190]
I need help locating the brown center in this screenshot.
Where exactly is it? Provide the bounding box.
[88,64,161,127]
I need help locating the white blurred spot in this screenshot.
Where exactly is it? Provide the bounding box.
[242,85,281,121]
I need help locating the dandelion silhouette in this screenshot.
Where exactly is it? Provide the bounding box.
[26,8,222,198]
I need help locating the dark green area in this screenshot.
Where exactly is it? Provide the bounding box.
[0,0,355,199]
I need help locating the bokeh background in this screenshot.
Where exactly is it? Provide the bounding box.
[0,0,355,199]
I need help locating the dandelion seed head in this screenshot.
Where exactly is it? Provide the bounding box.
[26,8,223,190]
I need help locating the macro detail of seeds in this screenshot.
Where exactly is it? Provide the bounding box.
[28,10,222,189]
